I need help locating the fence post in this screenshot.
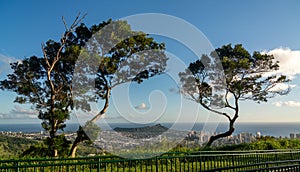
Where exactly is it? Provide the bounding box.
[97,157,101,172]
[255,152,260,169]
[14,161,20,172]
[290,150,294,160]
[156,156,159,172]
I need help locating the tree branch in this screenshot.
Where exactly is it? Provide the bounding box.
[224,89,235,110]
[89,74,110,123]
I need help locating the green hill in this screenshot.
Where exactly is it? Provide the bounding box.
[0,135,37,159]
[2,134,300,159]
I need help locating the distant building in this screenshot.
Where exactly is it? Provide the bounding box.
[256,132,261,138]
[290,133,295,139]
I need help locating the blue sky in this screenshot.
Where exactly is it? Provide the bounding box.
[0,0,300,125]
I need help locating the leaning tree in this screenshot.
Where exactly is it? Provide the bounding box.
[70,20,167,157]
[179,44,290,147]
[0,14,111,156]
[0,14,167,157]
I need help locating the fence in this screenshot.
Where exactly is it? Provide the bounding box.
[1,149,300,171]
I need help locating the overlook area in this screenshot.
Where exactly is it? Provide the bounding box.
[1,1,300,171]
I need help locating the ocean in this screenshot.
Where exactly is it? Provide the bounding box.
[0,122,299,137]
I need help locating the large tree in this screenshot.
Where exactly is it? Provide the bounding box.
[179,44,289,147]
[0,15,91,157]
[0,15,167,157]
[69,20,167,157]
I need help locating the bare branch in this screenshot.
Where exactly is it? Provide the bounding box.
[62,16,69,31]
[42,43,50,68]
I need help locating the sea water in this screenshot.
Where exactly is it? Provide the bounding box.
[0,122,300,137]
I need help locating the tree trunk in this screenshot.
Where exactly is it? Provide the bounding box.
[69,85,110,157]
[70,127,82,157]
[204,97,239,148]
[205,120,235,147]
[69,126,90,157]
[70,140,79,158]
[53,149,58,157]
[49,120,58,157]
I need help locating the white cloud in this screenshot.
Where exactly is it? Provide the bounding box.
[0,54,18,76]
[263,48,300,79]
[135,102,149,110]
[0,105,38,119]
[99,114,122,120]
[268,83,296,92]
[74,109,121,120]
[273,101,300,107]
[0,54,16,64]
[11,105,37,116]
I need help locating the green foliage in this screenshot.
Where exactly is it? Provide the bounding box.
[179,44,290,146]
[22,135,71,158]
[0,14,167,157]
[218,138,300,151]
[0,15,95,157]
[70,19,167,157]
[0,135,37,159]
[82,121,101,143]
[21,143,50,158]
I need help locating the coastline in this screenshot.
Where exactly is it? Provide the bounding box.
[0,122,299,137]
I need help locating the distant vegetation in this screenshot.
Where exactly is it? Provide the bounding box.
[0,135,102,159]
[166,136,300,153]
[0,135,37,159]
[217,137,300,151]
[1,135,300,159]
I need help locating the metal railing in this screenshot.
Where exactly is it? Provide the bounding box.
[1,149,300,171]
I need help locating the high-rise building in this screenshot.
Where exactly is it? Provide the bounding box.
[256,132,261,138]
[290,133,295,139]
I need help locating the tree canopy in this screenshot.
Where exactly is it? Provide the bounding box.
[179,44,290,146]
[70,19,167,157]
[0,15,88,156]
[0,15,167,157]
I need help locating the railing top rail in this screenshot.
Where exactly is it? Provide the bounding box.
[1,149,300,163]
[185,149,300,154]
[211,159,300,171]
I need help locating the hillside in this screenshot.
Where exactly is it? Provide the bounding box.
[0,135,37,159]
[114,124,169,139]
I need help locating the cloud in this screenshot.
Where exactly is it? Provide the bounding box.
[74,109,121,120]
[0,54,16,64]
[263,48,300,79]
[11,105,37,116]
[268,83,296,92]
[99,114,121,119]
[135,102,149,110]
[0,105,38,119]
[273,101,300,107]
[0,54,18,76]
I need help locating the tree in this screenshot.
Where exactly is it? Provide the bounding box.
[0,15,167,157]
[179,44,289,147]
[0,14,110,157]
[0,15,84,157]
[69,20,167,157]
